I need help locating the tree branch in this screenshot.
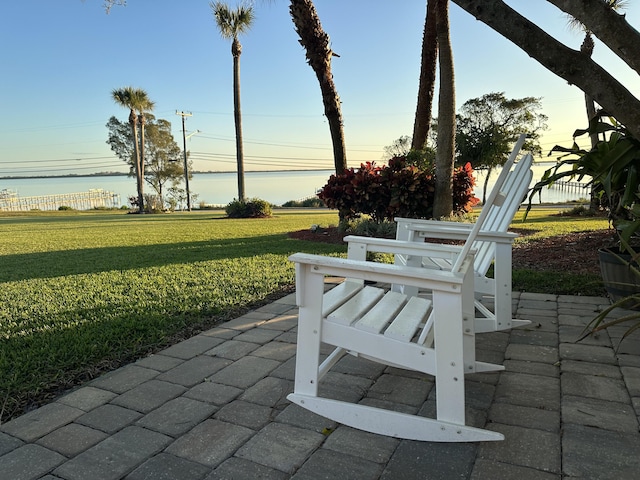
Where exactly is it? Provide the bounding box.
[451,0,640,139]
[546,0,640,76]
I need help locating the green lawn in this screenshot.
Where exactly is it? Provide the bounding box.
[0,207,609,422]
[510,208,609,296]
[0,209,344,422]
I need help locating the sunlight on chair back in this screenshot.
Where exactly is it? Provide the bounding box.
[473,152,534,275]
[452,133,526,272]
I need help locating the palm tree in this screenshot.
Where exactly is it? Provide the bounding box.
[432,0,456,218]
[565,0,627,211]
[111,86,155,213]
[566,0,628,150]
[289,0,347,174]
[412,0,439,151]
[211,1,255,202]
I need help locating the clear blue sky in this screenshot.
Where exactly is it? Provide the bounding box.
[1,0,638,177]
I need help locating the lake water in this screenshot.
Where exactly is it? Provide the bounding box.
[0,165,589,210]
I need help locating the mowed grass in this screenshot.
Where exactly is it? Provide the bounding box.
[0,209,344,421]
[0,207,610,422]
[510,207,609,296]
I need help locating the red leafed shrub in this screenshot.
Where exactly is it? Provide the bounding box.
[318,157,478,222]
[452,161,479,212]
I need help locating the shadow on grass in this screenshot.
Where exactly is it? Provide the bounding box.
[0,280,296,423]
[0,234,346,283]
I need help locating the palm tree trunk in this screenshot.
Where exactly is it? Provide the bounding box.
[233,38,246,201]
[139,113,146,212]
[129,109,143,213]
[585,94,599,148]
[412,0,439,151]
[289,0,347,174]
[433,0,456,219]
[482,166,493,205]
[580,32,600,211]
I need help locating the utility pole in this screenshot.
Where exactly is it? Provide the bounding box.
[176,111,193,211]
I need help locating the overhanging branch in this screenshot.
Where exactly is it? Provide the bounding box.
[451,0,640,139]
[547,0,640,75]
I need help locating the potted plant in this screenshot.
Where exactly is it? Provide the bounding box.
[584,241,640,345]
[527,112,640,342]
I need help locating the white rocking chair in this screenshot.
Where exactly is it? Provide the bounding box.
[287,150,538,441]
[348,134,533,333]
[287,136,533,442]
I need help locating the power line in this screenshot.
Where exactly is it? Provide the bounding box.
[196,133,384,153]
[191,151,334,162]
[0,156,118,165]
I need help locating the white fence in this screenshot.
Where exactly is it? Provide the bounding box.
[0,189,121,211]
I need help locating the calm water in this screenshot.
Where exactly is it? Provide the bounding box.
[0,165,589,209]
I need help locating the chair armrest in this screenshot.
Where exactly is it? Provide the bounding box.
[397,223,518,244]
[343,235,470,258]
[395,217,472,230]
[289,252,472,292]
[421,227,518,243]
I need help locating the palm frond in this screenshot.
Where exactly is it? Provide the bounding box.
[129,87,155,113]
[211,1,254,39]
[111,86,135,109]
[111,86,154,118]
[607,0,629,11]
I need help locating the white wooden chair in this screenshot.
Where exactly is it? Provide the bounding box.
[349,135,533,333]
[288,250,503,442]
[286,149,529,441]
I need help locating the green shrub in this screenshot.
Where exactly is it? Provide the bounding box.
[92,206,122,211]
[302,197,324,208]
[197,201,221,210]
[281,197,324,208]
[341,218,397,238]
[225,198,273,218]
[318,157,478,222]
[560,205,597,217]
[144,194,163,214]
[58,206,73,211]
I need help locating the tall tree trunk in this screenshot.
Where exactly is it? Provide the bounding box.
[412,0,439,151]
[482,166,493,205]
[139,112,146,213]
[585,93,598,146]
[451,0,640,140]
[128,109,143,213]
[580,32,600,211]
[289,0,347,174]
[580,32,599,150]
[232,37,246,201]
[433,0,456,219]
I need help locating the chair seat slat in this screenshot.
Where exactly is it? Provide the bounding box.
[326,286,384,325]
[322,281,362,318]
[384,296,432,342]
[355,291,407,334]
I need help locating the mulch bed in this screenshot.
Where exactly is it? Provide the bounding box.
[511,229,611,276]
[289,226,613,276]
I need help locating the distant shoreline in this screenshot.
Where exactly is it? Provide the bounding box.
[0,169,334,181]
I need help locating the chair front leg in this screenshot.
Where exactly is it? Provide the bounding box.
[292,267,326,398]
[493,242,513,330]
[432,288,467,426]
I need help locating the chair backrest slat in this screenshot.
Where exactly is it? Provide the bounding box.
[473,153,533,274]
[452,134,527,272]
